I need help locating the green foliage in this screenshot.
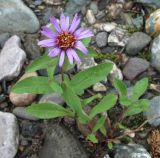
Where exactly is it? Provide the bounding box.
[87,134,98,143]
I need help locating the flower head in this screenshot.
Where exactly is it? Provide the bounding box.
[38,13,93,67]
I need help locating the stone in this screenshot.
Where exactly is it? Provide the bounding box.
[93,82,107,92]
[126,32,151,55]
[89,1,98,15]
[86,9,96,25]
[123,57,149,80]
[9,72,37,106]
[77,57,97,71]
[39,93,64,105]
[151,35,160,72]
[146,9,160,36]
[95,11,106,20]
[39,123,88,158]
[114,144,151,158]
[136,0,160,7]
[98,0,109,11]
[103,154,110,158]
[0,0,40,33]
[96,32,108,48]
[108,28,130,47]
[0,111,19,158]
[44,0,62,5]
[24,34,41,59]
[146,96,160,126]
[94,23,117,33]
[0,33,10,48]
[0,35,26,81]
[13,107,39,121]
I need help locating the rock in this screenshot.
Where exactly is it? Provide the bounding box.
[0,0,40,33]
[114,144,151,158]
[0,111,19,158]
[146,9,160,36]
[95,11,106,20]
[24,34,41,59]
[0,35,26,81]
[44,0,62,5]
[126,32,151,55]
[108,28,130,47]
[123,57,150,80]
[96,32,108,48]
[21,121,42,138]
[93,82,107,92]
[98,0,109,11]
[0,33,10,48]
[13,107,39,121]
[89,1,98,15]
[94,22,117,33]
[136,0,160,7]
[86,9,96,24]
[39,123,88,158]
[151,35,160,72]
[9,72,37,106]
[78,57,97,71]
[103,154,110,158]
[39,93,64,105]
[146,96,160,126]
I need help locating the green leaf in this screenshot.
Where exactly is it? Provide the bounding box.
[81,37,91,47]
[49,80,63,94]
[108,142,113,150]
[113,78,127,97]
[86,134,98,143]
[88,47,98,58]
[89,94,117,118]
[70,62,113,94]
[132,78,148,101]
[11,76,54,94]
[100,125,107,136]
[26,103,74,119]
[92,116,106,133]
[26,54,57,72]
[120,95,132,107]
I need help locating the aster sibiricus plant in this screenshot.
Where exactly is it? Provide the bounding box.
[38,13,93,67]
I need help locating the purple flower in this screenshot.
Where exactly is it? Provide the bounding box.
[38,13,93,67]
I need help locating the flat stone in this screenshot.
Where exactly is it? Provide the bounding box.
[146,96,160,126]
[114,144,151,158]
[126,32,151,55]
[123,57,149,80]
[9,72,37,106]
[96,32,108,48]
[39,93,64,105]
[108,28,130,47]
[39,123,88,158]
[0,35,26,81]
[13,107,39,121]
[151,35,160,72]
[0,0,40,33]
[0,111,19,158]
[86,9,96,24]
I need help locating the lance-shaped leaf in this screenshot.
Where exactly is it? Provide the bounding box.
[70,62,113,94]
[89,94,117,118]
[26,103,74,119]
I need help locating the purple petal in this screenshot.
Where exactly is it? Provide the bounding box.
[48,47,61,57]
[59,51,65,67]
[60,13,69,31]
[70,49,81,64]
[69,14,80,33]
[76,29,94,39]
[41,26,57,38]
[50,16,61,33]
[38,39,55,47]
[75,41,88,54]
[74,28,86,36]
[66,49,73,64]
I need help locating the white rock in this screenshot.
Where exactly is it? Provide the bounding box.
[94,22,117,32]
[93,82,107,92]
[0,35,26,81]
[86,9,96,24]
[0,112,19,158]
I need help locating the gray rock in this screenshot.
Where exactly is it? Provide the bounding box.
[98,0,110,10]
[135,0,160,7]
[70,0,90,6]
[96,32,108,48]
[0,111,19,158]
[108,28,130,47]
[151,35,160,72]
[114,144,151,158]
[39,93,64,105]
[95,11,106,20]
[39,123,88,158]
[94,23,117,33]
[126,32,151,55]
[13,107,39,121]
[0,35,26,81]
[146,96,160,126]
[123,57,149,80]
[89,1,98,15]
[0,0,40,33]
[0,33,10,48]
